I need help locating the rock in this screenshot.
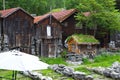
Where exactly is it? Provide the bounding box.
[85,75,93,80]
[72,71,86,80]
[21,71,52,80]
[49,64,59,71]
[111,61,120,68]
[103,68,112,77]
[91,67,105,75]
[110,71,120,79]
[50,64,94,80]
[62,67,74,76]
[90,61,120,79]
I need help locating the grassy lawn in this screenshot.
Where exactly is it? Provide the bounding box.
[0,70,32,80]
[75,53,120,74]
[1,52,120,80]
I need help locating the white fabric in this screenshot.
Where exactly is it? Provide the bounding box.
[0,50,49,71]
[47,25,51,36]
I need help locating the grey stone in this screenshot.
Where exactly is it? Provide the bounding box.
[85,75,93,80]
[90,62,120,79]
[110,71,120,79]
[72,71,86,80]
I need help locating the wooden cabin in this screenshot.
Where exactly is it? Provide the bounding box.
[66,34,99,54]
[51,9,110,48]
[0,7,34,53]
[34,14,62,57]
[51,9,96,46]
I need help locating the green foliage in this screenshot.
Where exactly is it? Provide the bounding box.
[0,0,66,15]
[82,58,92,64]
[64,0,80,9]
[40,57,67,65]
[60,49,67,58]
[76,0,120,33]
[66,34,99,44]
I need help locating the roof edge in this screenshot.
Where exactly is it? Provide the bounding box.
[1,7,34,19]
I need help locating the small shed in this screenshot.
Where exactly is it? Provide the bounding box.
[0,7,34,53]
[65,34,99,54]
[34,14,62,57]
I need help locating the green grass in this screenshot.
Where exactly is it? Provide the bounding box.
[40,69,73,80]
[1,53,120,80]
[75,53,120,74]
[75,67,91,75]
[40,57,68,65]
[0,70,32,80]
[85,53,120,67]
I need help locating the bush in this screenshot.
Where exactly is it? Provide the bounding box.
[82,58,92,64]
[60,49,67,58]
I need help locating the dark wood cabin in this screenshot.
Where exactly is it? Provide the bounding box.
[66,34,99,54]
[51,9,109,48]
[34,14,62,57]
[51,9,95,46]
[0,7,34,53]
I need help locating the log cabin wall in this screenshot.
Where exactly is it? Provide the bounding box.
[61,13,95,45]
[78,45,98,54]
[35,15,62,57]
[67,41,98,54]
[62,13,80,44]
[1,9,34,53]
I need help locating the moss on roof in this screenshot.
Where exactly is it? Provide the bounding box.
[51,8,65,12]
[66,34,99,44]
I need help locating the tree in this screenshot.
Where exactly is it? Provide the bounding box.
[64,0,80,9]
[75,0,120,36]
[0,0,48,15]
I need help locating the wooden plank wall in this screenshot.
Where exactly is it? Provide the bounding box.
[1,10,34,53]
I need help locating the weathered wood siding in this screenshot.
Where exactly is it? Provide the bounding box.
[61,13,95,44]
[67,38,98,54]
[2,9,33,53]
[35,15,62,57]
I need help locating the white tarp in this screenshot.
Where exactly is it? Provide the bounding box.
[0,50,49,71]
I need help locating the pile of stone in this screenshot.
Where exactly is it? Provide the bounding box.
[50,64,93,80]
[21,71,52,80]
[90,61,120,80]
[65,53,95,65]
